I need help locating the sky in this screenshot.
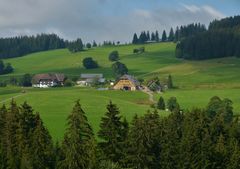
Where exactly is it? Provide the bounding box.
[0,0,239,43]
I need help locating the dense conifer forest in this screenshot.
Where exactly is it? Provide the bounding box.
[176,16,240,60]
[0,34,66,59]
[0,97,239,169]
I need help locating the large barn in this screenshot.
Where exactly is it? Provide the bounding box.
[32,73,65,88]
[113,74,140,91]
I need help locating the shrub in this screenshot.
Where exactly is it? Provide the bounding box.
[109,51,119,62]
[82,57,99,69]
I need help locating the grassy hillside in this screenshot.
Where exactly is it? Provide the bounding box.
[0,87,160,140]
[1,42,240,140]
[2,42,240,88]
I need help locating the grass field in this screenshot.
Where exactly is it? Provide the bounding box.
[1,42,240,140]
[0,87,160,140]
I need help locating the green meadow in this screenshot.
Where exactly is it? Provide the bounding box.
[1,42,240,140]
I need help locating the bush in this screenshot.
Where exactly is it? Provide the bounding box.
[133,47,145,54]
[20,74,32,87]
[82,57,99,69]
[109,51,119,62]
[64,79,74,87]
[112,61,128,77]
[0,81,7,87]
[86,43,92,49]
[0,60,14,75]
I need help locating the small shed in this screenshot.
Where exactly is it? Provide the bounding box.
[77,74,105,86]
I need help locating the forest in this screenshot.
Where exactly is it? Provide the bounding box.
[176,16,240,60]
[0,34,66,59]
[0,96,239,169]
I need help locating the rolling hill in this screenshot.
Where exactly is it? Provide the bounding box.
[1,42,240,140]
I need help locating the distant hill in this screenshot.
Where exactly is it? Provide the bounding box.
[176,16,240,60]
[1,42,240,89]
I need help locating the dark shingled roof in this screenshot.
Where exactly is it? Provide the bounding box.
[118,74,140,86]
[32,73,65,84]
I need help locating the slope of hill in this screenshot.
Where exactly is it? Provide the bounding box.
[3,42,240,89]
[1,42,240,140]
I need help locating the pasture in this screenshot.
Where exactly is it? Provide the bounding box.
[1,42,240,139]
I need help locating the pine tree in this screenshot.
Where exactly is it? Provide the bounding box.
[155,31,160,42]
[17,102,37,169]
[162,30,167,42]
[227,139,240,169]
[157,96,165,110]
[58,100,96,169]
[0,104,7,168]
[167,97,180,112]
[174,26,180,42]
[132,33,139,44]
[126,111,162,169]
[93,40,97,47]
[147,31,150,41]
[2,100,21,169]
[28,113,54,169]
[168,28,175,41]
[151,32,156,41]
[98,101,125,163]
[167,74,173,89]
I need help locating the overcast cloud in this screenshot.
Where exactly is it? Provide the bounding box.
[0,0,236,43]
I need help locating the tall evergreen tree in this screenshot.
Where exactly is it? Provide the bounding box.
[174,26,180,42]
[167,97,180,112]
[4,100,21,169]
[98,101,126,163]
[147,31,150,41]
[155,31,160,42]
[167,74,173,89]
[58,100,96,169]
[126,111,161,169]
[168,28,175,41]
[0,104,7,168]
[151,32,156,41]
[157,96,166,110]
[132,33,139,44]
[162,30,167,42]
[30,113,55,169]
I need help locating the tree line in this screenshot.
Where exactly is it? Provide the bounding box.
[0,34,66,59]
[132,23,206,44]
[0,96,240,169]
[176,15,240,60]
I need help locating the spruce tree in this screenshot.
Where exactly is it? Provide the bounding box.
[168,28,175,41]
[147,31,150,41]
[155,31,160,42]
[17,102,37,169]
[127,111,161,169]
[30,113,55,169]
[162,30,167,42]
[167,97,180,112]
[58,100,96,169]
[132,33,138,44]
[227,139,240,169]
[157,96,165,110]
[174,26,180,42]
[151,32,156,41]
[0,104,7,168]
[167,74,173,89]
[98,101,125,163]
[4,100,21,169]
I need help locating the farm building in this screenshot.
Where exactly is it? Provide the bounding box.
[113,74,141,91]
[77,74,105,86]
[32,73,65,88]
